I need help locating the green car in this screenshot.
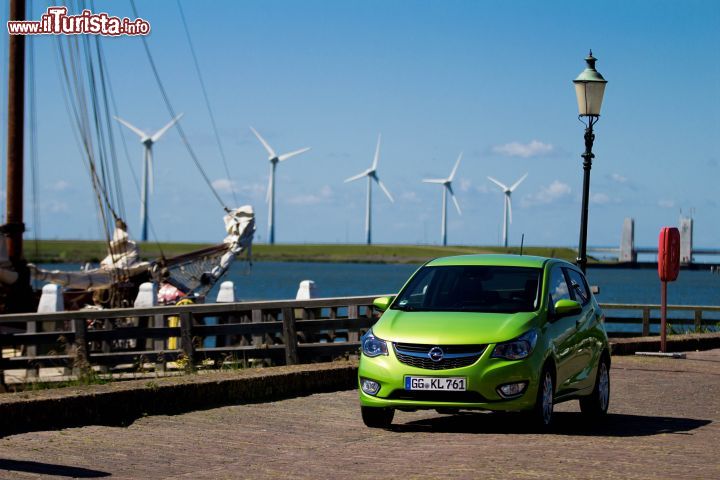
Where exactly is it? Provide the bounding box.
[358,254,610,429]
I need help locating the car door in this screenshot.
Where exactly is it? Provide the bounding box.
[565,267,599,391]
[544,265,581,393]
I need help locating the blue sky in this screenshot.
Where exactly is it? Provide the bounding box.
[1,0,719,249]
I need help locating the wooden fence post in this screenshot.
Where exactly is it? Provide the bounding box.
[73,318,90,377]
[0,344,6,391]
[642,307,650,337]
[347,304,360,343]
[694,309,703,332]
[180,312,195,371]
[153,314,166,373]
[282,307,299,365]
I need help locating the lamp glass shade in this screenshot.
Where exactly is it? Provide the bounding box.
[574,81,606,116]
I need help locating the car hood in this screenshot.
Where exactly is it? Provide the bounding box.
[372,309,538,345]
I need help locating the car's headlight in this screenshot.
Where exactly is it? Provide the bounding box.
[361,330,388,357]
[492,329,538,360]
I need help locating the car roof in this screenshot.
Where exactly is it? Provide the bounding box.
[425,254,553,269]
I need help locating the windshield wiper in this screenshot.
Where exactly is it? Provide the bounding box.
[392,304,419,311]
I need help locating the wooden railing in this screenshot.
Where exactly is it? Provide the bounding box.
[1,296,719,385]
[599,303,720,337]
[0,295,381,385]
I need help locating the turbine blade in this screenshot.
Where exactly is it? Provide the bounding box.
[422,178,446,184]
[250,126,276,158]
[278,147,311,162]
[509,172,529,192]
[375,177,394,203]
[487,176,508,191]
[344,171,368,183]
[448,152,463,181]
[372,133,382,170]
[507,195,513,224]
[151,113,184,143]
[448,185,461,215]
[114,116,148,139]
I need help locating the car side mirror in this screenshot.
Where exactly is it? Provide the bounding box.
[553,299,582,318]
[373,296,395,312]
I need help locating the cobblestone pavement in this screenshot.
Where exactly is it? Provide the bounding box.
[1,351,718,479]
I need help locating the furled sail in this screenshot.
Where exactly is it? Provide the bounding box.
[29,206,255,298]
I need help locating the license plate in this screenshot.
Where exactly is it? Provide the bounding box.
[405,376,466,391]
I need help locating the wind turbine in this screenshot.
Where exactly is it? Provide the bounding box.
[344,134,394,245]
[422,152,463,246]
[114,114,184,242]
[487,173,528,247]
[250,127,311,245]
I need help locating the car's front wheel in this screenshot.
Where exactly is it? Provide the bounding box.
[580,356,610,418]
[530,367,554,429]
[361,406,394,428]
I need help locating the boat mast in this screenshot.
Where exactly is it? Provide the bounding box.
[6,0,25,262]
[3,0,33,312]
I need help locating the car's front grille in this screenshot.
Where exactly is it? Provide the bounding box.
[393,343,486,370]
[387,390,487,403]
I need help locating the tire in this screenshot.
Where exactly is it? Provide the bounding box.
[530,367,555,429]
[361,406,394,428]
[580,355,610,418]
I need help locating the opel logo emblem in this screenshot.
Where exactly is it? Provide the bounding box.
[428,346,444,362]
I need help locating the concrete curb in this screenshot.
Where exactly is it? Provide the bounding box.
[610,332,720,355]
[0,362,358,436]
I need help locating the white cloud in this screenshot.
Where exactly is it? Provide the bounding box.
[521,180,571,207]
[212,178,237,193]
[610,173,627,183]
[213,179,267,199]
[492,140,554,158]
[590,192,612,205]
[459,179,472,193]
[288,185,333,205]
[658,199,675,208]
[52,180,71,191]
[42,200,69,213]
[400,191,421,203]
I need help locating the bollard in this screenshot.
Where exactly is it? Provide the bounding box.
[217,281,236,302]
[296,280,317,300]
[295,280,317,342]
[38,283,64,312]
[207,281,236,348]
[134,283,158,365]
[134,282,158,308]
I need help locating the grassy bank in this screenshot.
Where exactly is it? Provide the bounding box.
[26,240,582,264]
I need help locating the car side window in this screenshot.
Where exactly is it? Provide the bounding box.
[548,266,571,305]
[565,269,590,306]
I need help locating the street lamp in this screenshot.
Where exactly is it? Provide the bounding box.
[573,50,607,274]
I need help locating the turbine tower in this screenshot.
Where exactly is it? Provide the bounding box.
[422,152,463,246]
[344,134,394,245]
[115,114,184,242]
[487,173,528,247]
[250,127,311,245]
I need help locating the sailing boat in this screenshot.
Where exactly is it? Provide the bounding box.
[0,0,255,311]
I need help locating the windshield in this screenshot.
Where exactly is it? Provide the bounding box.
[391,265,542,314]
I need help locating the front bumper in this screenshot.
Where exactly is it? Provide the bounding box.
[358,343,542,411]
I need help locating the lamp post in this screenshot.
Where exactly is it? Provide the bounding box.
[573,50,607,274]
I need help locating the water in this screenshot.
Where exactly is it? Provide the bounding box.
[40,261,720,305]
[39,262,720,333]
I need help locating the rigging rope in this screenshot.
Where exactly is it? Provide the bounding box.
[176,0,238,207]
[130,0,230,213]
[27,1,40,257]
